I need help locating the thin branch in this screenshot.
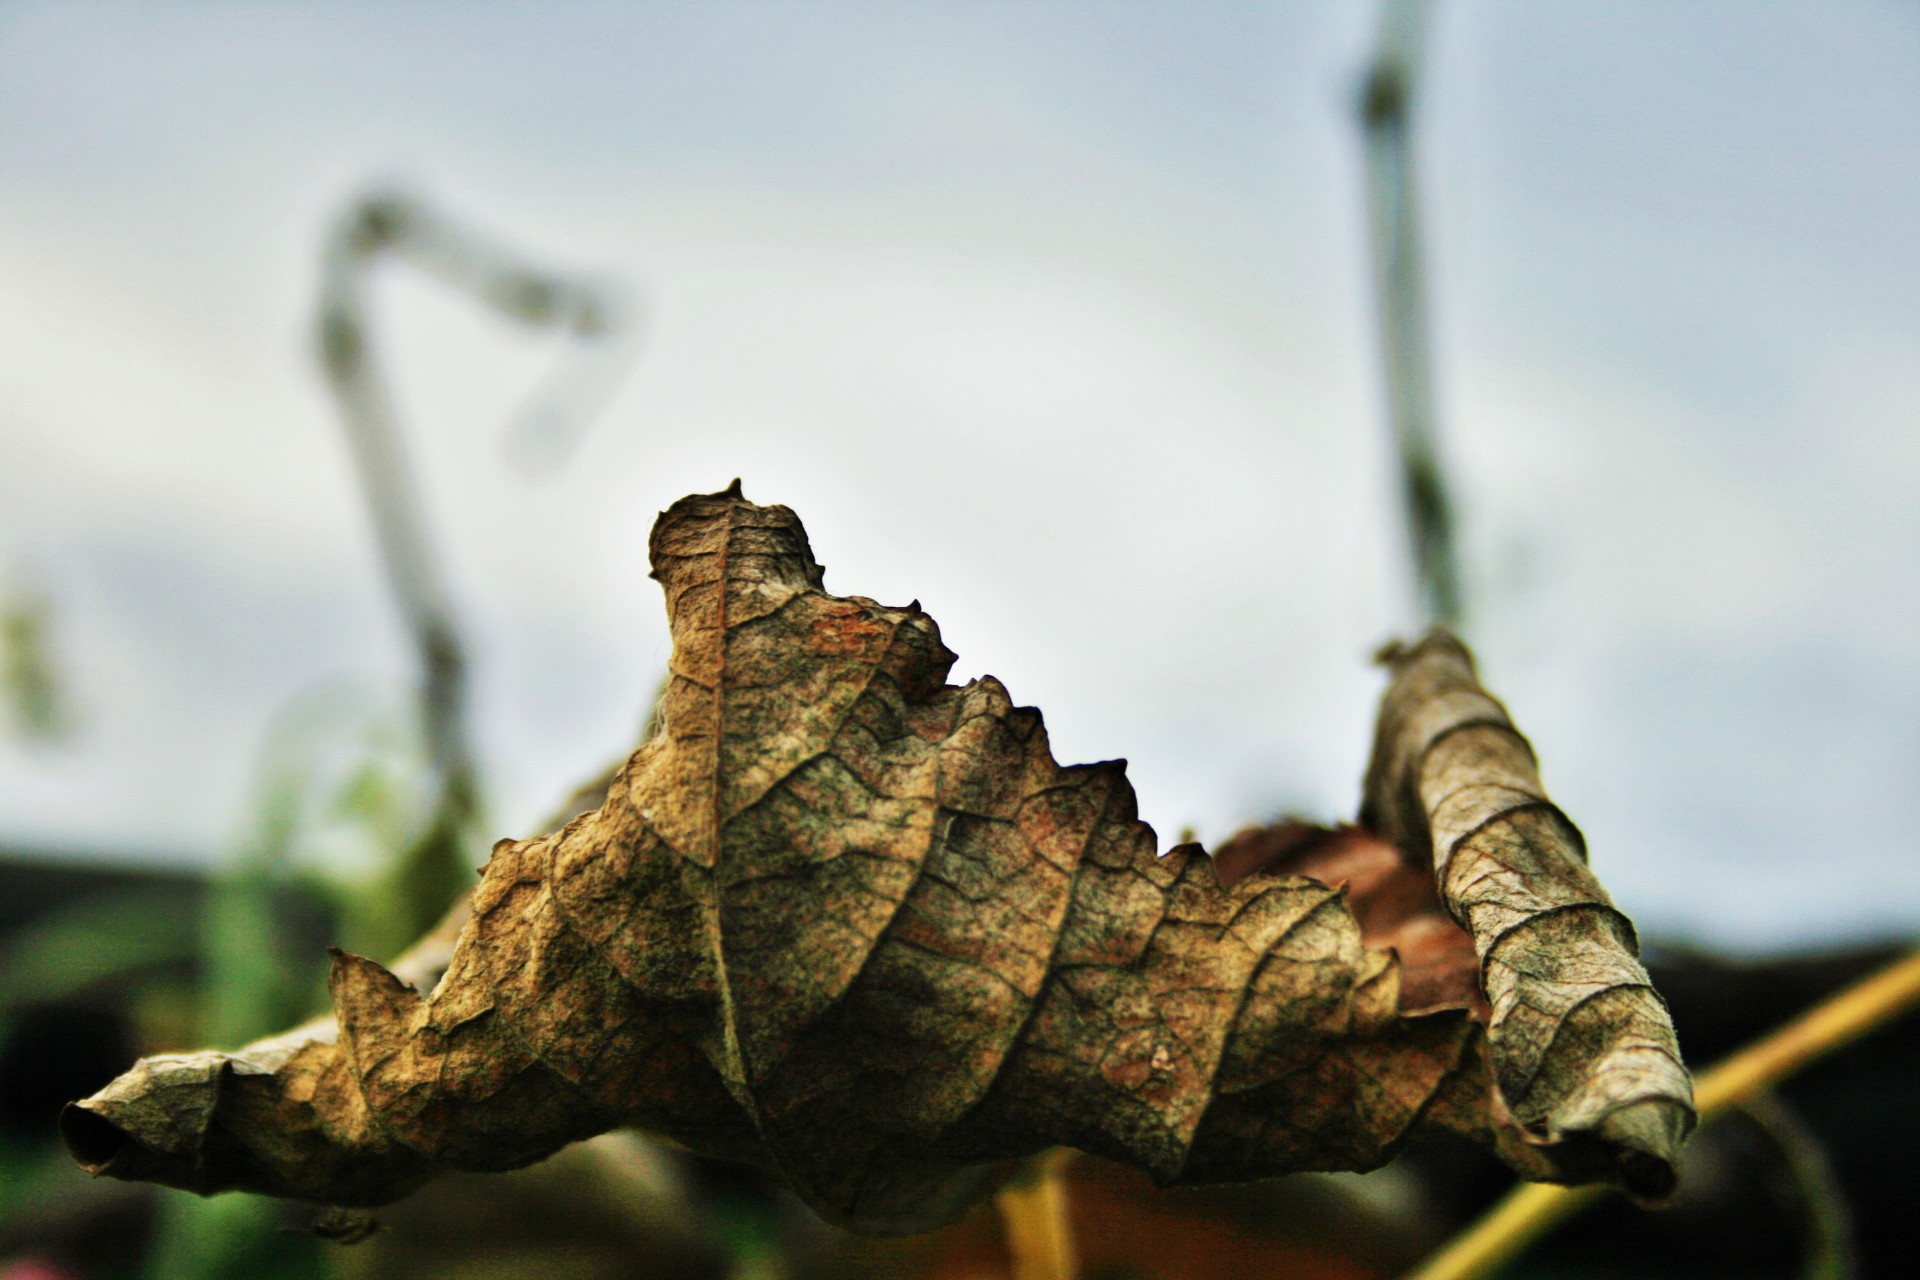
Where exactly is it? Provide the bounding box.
[1360,0,1463,629]
[315,189,639,942]
[317,188,637,791]
[1401,945,1920,1280]
[1739,1094,1857,1280]
[1689,947,1920,1118]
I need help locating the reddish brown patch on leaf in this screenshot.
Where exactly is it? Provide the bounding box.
[1211,821,1486,1019]
[807,605,889,656]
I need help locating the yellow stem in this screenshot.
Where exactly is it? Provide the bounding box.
[1402,944,1920,1280]
[996,1148,1079,1280]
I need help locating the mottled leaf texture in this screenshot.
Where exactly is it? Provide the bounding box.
[64,487,1692,1233]
[1360,630,1695,1195]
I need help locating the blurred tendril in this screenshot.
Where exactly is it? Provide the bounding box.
[316,186,640,944]
[1359,0,1464,631]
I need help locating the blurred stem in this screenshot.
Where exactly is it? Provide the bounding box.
[366,757,481,960]
[1741,1094,1856,1280]
[1402,945,1920,1280]
[1689,947,1920,1117]
[996,1148,1079,1280]
[319,194,479,853]
[1360,0,1463,629]
[316,188,635,943]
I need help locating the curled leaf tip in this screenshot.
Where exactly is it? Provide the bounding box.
[1361,626,1696,1197]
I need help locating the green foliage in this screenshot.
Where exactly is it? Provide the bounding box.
[0,891,199,1015]
[0,584,69,741]
[145,1191,332,1280]
[138,680,483,1279]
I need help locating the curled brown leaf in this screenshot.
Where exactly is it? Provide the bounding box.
[64,487,1691,1233]
[1362,630,1695,1197]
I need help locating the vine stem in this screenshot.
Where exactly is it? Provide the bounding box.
[1402,945,1920,1280]
[1359,0,1464,629]
[996,1148,1080,1280]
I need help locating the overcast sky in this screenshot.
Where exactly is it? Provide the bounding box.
[1,1,1916,951]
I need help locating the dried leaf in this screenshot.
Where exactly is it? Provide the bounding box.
[1361,630,1695,1196]
[64,487,1692,1233]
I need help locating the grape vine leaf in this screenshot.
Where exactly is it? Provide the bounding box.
[64,485,1692,1234]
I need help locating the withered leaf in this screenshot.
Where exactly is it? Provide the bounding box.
[64,486,1692,1233]
[1361,630,1695,1194]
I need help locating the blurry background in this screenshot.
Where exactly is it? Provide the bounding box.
[5,0,1920,944]
[1,3,1916,1278]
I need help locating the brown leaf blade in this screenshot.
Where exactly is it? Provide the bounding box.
[64,489,1690,1232]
